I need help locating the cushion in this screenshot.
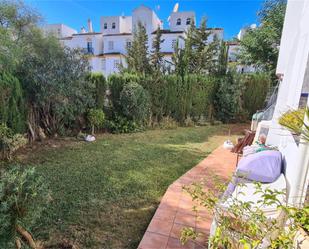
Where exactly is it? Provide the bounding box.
[236,150,282,183]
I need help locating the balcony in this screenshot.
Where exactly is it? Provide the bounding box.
[82,47,94,55]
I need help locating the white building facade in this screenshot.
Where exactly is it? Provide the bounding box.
[44,5,224,77]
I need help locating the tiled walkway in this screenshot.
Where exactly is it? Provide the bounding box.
[138,146,237,249]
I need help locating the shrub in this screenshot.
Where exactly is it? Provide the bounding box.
[87,109,105,135]
[108,73,141,114]
[120,82,150,124]
[0,124,27,160]
[0,72,26,133]
[214,72,243,123]
[241,73,271,118]
[0,165,49,248]
[20,40,95,139]
[105,115,141,134]
[86,73,107,110]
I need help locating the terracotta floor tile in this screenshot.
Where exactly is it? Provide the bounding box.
[138,146,237,249]
[154,209,177,222]
[166,237,195,249]
[147,218,173,236]
[138,232,169,249]
[174,212,196,227]
[169,223,187,239]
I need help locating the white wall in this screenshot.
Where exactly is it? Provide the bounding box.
[43,24,77,38]
[64,34,103,55]
[169,11,195,32]
[103,34,131,54]
[132,6,157,34]
[267,0,309,205]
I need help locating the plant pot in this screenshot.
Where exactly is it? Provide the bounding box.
[294,228,309,249]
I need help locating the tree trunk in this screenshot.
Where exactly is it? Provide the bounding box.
[16,225,37,249]
[15,238,21,249]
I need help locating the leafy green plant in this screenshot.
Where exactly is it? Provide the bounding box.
[181,175,308,249]
[87,109,105,135]
[120,82,150,124]
[0,165,49,249]
[105,115,142,134]
[0,124,27,160]
[86,73,107,110]
[0,72,26,133]
[279,109,308,141]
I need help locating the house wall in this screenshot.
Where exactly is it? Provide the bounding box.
[267,0,309,205]
[64,34,103,55]
[169,12,195,31]
[43,24,77,38]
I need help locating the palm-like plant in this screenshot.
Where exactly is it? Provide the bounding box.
[279,108,309,142]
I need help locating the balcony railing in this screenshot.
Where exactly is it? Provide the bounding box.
[82,47,94,55]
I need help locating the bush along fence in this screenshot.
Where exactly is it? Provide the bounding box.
[103,72,271,132]
[0,70,271,147]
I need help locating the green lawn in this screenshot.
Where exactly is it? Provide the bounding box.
[21,125,242,249]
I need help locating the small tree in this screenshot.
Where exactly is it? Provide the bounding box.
[238,0,287,74]
[150,27,164,72]
[87,108,105,135]
[126,22,151,75]
[86,73,107,110]
[119,82,150,124]
[0,165,49,249]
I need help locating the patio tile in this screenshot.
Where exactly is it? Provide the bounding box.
[138,146,237,249]
[169,223,188,239]
[153,209,177,222]
[138,232,169,249]
[166,237,195,249]
[147,218,173,236]
[174,212,196,227]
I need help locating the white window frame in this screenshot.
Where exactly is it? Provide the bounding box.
[176,18,181,25]
[112,22,116,29]
[104,23,107,29]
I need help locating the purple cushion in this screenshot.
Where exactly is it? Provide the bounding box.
[236,150,282,183]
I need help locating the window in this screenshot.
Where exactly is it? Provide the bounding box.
[101,59,106,70]
[87,41,93,53]
[108,41,114,50]
[112,22,116,29]
[114,59,120,69]
[186,18,191,25]
[104,23,107,29]
[176,18,181,25]
[172,39,177,49]
[126,40,131,48]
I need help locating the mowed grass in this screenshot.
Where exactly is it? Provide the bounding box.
[22,125,243,249]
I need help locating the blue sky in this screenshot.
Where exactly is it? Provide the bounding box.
[25,0,264,39]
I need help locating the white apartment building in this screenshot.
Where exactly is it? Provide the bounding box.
[43,5,224,76]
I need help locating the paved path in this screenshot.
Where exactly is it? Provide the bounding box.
[138,146,237,249]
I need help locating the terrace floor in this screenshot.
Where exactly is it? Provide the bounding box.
[138,146,237,249]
